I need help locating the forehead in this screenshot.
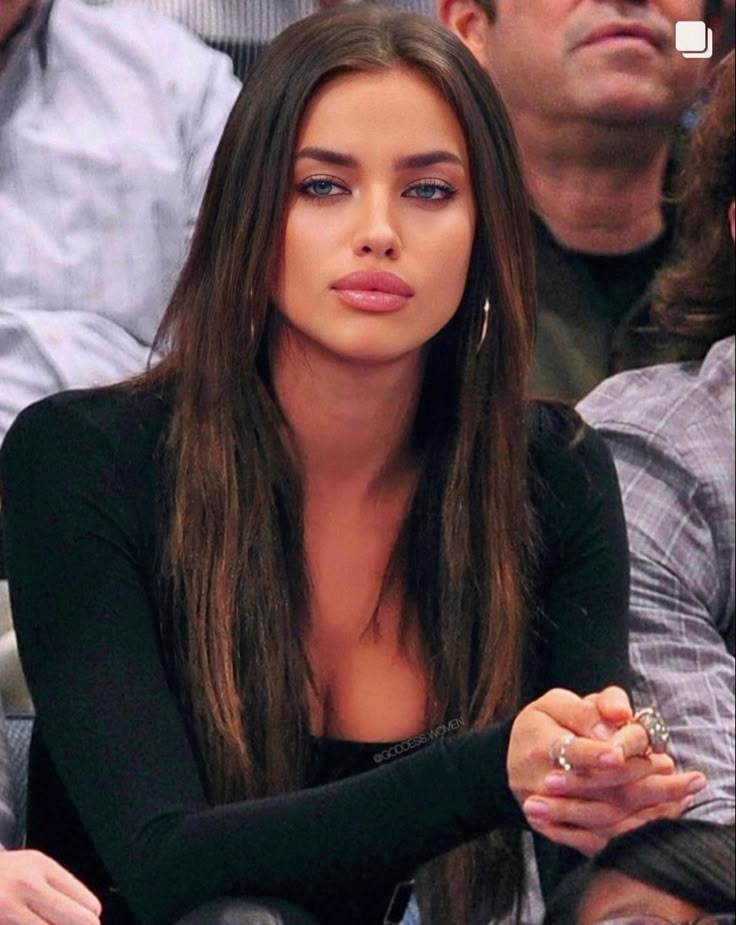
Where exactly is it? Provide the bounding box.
[578,870,707,923]
[295,68,468,161]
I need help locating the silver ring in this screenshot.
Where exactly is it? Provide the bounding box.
[549,732,575,772]
[633,706,671,754]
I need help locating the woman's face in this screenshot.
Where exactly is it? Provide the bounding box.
[578,870,708,924]
[273,67,476,365]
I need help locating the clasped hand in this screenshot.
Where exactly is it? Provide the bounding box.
[508,687,707,856]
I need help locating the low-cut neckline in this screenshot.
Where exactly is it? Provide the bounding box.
[308,732,408,748]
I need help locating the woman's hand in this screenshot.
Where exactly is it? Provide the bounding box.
[0,850,101,924]
[508,687,707,856]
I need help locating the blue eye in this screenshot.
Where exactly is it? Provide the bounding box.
[298,177,345,198]
[311,180,337,196]
[405,181,456,201]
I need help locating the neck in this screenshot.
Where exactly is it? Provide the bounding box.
[272,325,422,500]
[514,113,671,254]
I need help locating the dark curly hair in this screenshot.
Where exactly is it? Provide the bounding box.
[651,50,735,356]
[544,819,736,924]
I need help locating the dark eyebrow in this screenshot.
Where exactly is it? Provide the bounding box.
[294,147,464,170]
[295,147,358,167]
[395,150,464,169]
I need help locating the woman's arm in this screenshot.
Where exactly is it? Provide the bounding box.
[524,411,702,878]
[526,407,632,894]
[0,394,523,925]
[527,406,631,699]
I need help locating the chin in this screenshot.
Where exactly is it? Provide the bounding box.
[584,90,681,127]
[313,331,428,367]
[333,343,423,367]
[285,318,435,369]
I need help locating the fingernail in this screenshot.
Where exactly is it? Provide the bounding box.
[544,772,568,792]
[524,799,550,819]
[680,796,696,812]
[687,775,707,795]
[599,749,623,767]
[592,722,613,741]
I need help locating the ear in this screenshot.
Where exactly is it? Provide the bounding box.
[436,0,492,68]
[729,201,735,243]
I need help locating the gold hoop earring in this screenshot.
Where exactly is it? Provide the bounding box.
[476,300,490,355]
[248,287,256,342]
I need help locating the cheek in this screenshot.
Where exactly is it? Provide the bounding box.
[421,220,475,304]
[282,213,316,272]
[277,210,330,303]
[672,0,706,19]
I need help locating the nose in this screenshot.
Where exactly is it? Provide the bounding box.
[351,191,402,259]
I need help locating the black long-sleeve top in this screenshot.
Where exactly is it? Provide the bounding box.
[0,387,630,925]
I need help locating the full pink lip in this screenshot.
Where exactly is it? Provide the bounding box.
[331,270,414,298]
[333,289,411,312]
[581,22,662,49]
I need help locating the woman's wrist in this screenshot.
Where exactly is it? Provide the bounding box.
[441,720,527,835]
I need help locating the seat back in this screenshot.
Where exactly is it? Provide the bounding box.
[4,713,33,847]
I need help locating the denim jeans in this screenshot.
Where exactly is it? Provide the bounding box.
[401,896,421,925]
[397,834,545,925]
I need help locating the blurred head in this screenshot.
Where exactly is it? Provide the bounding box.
[652,49,735,353]
[438,0,709,129]
[544,820,736,925]
[0,0,34,45]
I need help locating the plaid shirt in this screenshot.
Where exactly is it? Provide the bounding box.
[579,337,735,822]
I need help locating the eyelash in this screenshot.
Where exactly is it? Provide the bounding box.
[296,176,458,203]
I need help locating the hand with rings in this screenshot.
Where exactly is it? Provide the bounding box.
[507,686,708,857]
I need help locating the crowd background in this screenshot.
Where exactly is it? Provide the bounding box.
[0,2,733,924]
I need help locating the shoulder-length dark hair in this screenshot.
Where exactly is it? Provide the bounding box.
[653,51,735,356]
[132,5,536,923]
[544,819,736,922]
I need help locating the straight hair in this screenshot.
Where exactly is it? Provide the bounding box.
[129,6,537,922]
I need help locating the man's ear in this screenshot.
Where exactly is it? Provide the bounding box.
[436,0,492,68]
[728,201,735,243]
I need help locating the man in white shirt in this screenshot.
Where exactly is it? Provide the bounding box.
[0,0,240,445]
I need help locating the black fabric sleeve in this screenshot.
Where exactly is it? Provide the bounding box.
[0,396,523,925]
[526,405,632,897]
[527,407,631,699]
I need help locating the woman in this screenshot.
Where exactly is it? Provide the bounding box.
[0,7,704,925]
[544,819,735,924]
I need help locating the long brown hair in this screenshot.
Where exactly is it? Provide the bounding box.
[652,50,735,358]
[132,6,536,922]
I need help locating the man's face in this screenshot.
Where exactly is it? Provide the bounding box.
[0,0,34,47]
[441,1,708,128]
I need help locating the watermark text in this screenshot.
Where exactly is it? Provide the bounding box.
[373,717,465,764]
